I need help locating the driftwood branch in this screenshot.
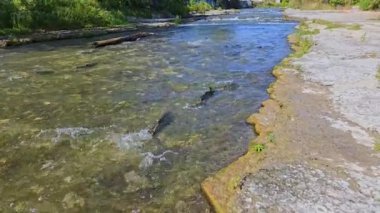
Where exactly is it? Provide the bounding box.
[93,32,153,48]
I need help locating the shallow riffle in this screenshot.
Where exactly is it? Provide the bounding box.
[0,9,296,212]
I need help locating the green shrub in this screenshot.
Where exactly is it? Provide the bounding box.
[188,0,213,14]
[329,0,345,6]
[0,0,126,30]
[0,0,188,35]
[253,144,265,153]
[359,0,380,10]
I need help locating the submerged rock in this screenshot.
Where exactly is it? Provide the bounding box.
[124,171,150,193]
[62,192,85,209]
[175,200,189,212]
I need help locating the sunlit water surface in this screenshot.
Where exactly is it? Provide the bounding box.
[0,9,296,212]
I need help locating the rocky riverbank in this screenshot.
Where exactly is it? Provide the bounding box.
[202,9,380,212]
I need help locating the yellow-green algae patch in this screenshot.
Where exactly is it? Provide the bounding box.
[201,21,317,212]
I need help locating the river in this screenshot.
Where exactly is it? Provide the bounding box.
[0,8,296,212]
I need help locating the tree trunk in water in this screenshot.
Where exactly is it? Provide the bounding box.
[93,32,154,48]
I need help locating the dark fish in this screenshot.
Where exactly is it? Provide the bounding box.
[76,62,98,69]
[200,87,216,104]
[149,111,174,137]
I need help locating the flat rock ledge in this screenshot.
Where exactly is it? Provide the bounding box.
[202,9,380,213]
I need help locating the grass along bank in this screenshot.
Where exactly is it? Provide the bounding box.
[0,0,215,37]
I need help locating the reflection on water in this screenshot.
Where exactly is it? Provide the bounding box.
[0,9,296,212]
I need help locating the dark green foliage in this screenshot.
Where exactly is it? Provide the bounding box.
[0,0,188,35]
[188,0,213,14]
[216,0,240,8]
[329,0,345,6]
[359,0,380,10]
[155,0,189,16]
[0,1,17,29]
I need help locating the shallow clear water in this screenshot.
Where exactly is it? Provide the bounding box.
[0,9,296,212]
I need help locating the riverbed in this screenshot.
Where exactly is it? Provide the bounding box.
[0,9,296,212]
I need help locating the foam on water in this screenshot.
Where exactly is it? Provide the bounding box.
[186,39,208,47]
[112,129,153,150]
[37,127,94,143]
[139,150,179,169]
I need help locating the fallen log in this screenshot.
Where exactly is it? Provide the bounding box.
[93,32,153,48]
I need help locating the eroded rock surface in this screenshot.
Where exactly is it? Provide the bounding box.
[237,163,380,212]
[202,9,380,212]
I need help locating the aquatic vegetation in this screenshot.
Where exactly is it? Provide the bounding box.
[62,192,86,209]
[124,170,150,193]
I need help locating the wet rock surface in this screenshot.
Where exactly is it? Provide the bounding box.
[62,192,85,209]
[124,171,150,193]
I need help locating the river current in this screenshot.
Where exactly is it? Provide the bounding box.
[0,8,296,212]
